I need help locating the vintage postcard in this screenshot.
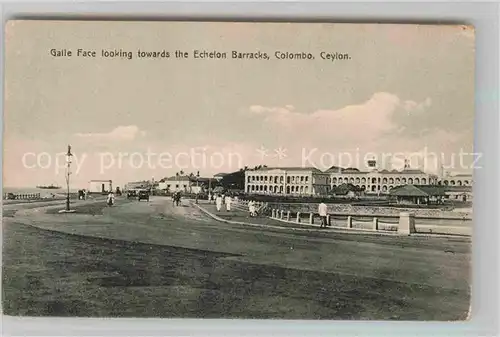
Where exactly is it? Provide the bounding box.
[3,21,474,320]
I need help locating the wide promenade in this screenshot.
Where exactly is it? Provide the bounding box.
[2,196,471,319]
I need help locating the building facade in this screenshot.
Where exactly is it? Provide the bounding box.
[244,167,330,196]
[438,173,473,187]
[244,165,473,196]
[328,167,440,194]
[158,175,203,194]
[88,180,113,194]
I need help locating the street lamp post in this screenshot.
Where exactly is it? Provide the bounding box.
[195,171,200,204]
[65,145,73,211]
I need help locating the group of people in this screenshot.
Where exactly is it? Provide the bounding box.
[211,194,233,212]
[248,199,258,217]
[172,191,182,206]
[77,189,89,200]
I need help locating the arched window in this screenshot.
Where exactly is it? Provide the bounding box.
[382,178,388,184]
[402,178,407,184]
[408,178,413,184]
[332,177,337,184]
[415,178,420,184]
[355,178,360,184]
[396,178,401,184]
[361,178,366,183]
[382,185,388,192]
[371,178,377,184]
[422,178,426,184]
[389,178,394,184]
[458,180,463,186]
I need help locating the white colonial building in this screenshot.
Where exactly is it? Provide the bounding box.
[438,173,473,187]
[328,167,440,194]
[244,164,473,196]
[244,167,330,196]
[158,175,203,194]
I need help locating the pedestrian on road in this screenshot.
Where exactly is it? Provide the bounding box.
[225,195,232,211]
[215,194,223,212]
[107,192,115,207]
[248,199,256,217]
[208,193,212,204]
[318,200,328,228]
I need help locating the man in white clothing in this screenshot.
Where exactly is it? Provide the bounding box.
[318,201,328,228]
[225,195,232,211]
[215,194,223,211]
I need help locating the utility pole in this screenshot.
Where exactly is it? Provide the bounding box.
[65,145,73,211]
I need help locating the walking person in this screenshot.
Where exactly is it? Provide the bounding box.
[208,192,212,204]
[225,195,232,211]
[215,194,223,212]
[248,199,256,217]
[318,200,328,228]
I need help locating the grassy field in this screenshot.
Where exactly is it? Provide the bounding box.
[2,198,471,319]
[2,223,470,319]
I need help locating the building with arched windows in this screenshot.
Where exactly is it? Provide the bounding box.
[244,167,330,196]
[244,164,473,196]
[327,167,441,195]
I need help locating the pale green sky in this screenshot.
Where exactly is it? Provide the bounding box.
[4,21,475,187]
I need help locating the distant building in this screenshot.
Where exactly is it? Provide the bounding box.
[244,167,330,196]
[444,185,473,202]
[243,160,473,196]
[88,180,113,194]
[389,185,447,205]
[158,175,204,194]
[438,173,473,187]
[328,167,440,194]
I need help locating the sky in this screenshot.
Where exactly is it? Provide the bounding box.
[3,21,475,188]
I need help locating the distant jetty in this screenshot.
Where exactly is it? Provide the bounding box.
[36,184,61,190]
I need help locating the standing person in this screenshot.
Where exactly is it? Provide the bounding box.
[176,192,181,206]
[215,194,223,212]
[225,195,232,211]
[208,192,212,204]
[318,200,328,228]
[107,191,115,207]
